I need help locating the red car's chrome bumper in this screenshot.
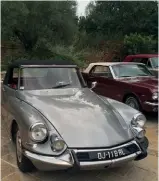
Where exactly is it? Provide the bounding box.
[143,101,158,112]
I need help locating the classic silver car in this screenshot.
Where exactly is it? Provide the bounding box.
[1,60,148,173]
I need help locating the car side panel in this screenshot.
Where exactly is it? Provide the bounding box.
[92,77,124,102]
[82,70,154,110]
[1,85,18,138]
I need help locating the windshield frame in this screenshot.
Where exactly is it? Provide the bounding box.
[17,65,87,90]
[150,57,159,68]
[111,63,154,79]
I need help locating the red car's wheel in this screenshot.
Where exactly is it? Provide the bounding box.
[125,96,141,111]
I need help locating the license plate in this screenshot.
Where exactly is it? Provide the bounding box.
[89,147,133,161]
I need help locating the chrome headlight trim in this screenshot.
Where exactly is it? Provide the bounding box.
[29,123,48,143]
[152,92,158,100]
[131,113,146,128]
[50,134,67,153]
[131,126,146,139]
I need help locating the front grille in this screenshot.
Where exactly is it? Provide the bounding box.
[126,143,139,153]
[76,143,140,162]
[76,152,89,161]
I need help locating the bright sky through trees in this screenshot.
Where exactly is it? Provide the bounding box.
[77,0,90,16]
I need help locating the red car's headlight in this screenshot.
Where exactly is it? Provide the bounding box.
[152,92,158,100]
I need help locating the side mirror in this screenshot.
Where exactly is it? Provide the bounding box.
[91,81,97,89]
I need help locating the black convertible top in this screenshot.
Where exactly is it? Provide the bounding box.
[8,59,77,68]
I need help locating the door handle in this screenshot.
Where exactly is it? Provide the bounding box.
[2,87,6,92]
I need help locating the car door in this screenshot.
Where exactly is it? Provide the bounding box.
[88,65,120,100]
[2,67,19,124]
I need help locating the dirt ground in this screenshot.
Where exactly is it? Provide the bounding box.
[1,112,158,181]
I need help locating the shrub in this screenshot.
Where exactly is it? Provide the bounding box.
[123,33,158,55]
[50,45,89,68]
[1,44,88,71]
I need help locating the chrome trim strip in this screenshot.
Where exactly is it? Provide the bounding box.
[144,101,158,106]
[73,140,140,153]
[21,65,77,68]
[79,152,141,169]
[109,66,116,79]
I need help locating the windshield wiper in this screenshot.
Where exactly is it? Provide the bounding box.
[52,83,71,89]
[120,75,131,77]
[136,74,149,76]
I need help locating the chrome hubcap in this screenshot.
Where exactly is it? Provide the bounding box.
[129,102,135,108]
[126,98,139,110]
[16,131,22,163]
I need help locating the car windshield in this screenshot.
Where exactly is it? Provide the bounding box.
[150,57,158,68]
[20,67,84,90]
[112,64,153,78]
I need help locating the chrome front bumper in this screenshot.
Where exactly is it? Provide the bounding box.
[24,149,74,171]
[144,101,158,106]
[23,140,146,171]
[144,101,158,112]
[77,153,138,170]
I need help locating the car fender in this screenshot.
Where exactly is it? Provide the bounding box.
[99,95,141,125]
[8,96,53,143]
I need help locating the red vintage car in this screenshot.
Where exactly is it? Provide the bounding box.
[82,62,158,112]
[123,54,159,77]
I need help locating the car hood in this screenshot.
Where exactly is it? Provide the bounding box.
[17,88,134,148]
[119,77,158,91]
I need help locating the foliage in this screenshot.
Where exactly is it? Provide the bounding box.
[123,33,158,55]
[50,45,88,67]
[1,1,158,70]
[2,45,88,70]
[78,1,158,50]
[1,1,78,52]
[83,1,158,36]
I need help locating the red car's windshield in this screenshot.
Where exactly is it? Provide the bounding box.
[112,64,153,78]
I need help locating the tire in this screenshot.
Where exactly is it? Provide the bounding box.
[15,127,35,173]
[124,96,141,111]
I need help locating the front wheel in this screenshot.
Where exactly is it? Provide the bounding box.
[125,96,141,111]
[15,128,35,172]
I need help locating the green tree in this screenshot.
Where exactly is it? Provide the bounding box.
[78,1,158,48]
[123,33,158,55]
[1,1,78,53]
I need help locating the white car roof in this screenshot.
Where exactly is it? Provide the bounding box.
[83,62,144,73]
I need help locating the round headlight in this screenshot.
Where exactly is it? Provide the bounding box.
[30,123,48,142]
[131,127,146,139]
[152,92,158,100]
[131,113,146,128]
[51,136,66,152]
